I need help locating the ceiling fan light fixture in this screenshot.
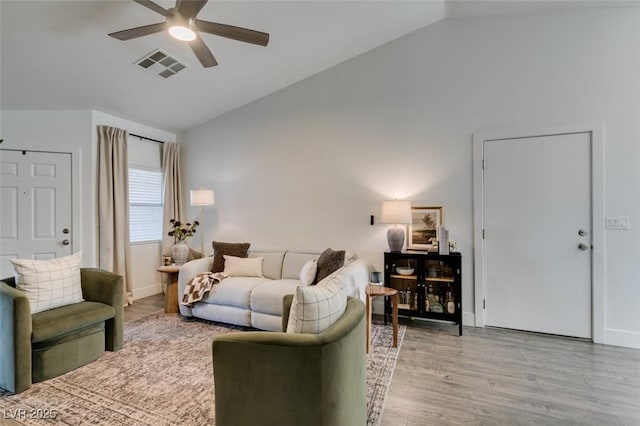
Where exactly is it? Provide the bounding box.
[168,24,196,41]
[109,0,270,68]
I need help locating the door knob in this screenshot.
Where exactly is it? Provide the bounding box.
[62,239,70,246]
[578,229,588,236]
[62,228,70,234]
[578,243,589,251]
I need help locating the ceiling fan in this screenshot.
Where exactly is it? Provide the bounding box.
[109,0,269,68]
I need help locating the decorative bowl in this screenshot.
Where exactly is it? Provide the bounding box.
[395,267,415,276]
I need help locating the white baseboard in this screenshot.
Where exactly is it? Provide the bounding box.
[605,328,640,349]
[133,282,162,301]
[463,311,475,326]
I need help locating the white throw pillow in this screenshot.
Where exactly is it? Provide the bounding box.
[222,255,264,277]
[344,250,358,265]
[10,251,84,314]
[286,277,347,334]
[299,260,317,286]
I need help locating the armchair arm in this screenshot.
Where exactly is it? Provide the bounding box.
[281,294,294,332]
[0,280,33,393]
[80,268,123,351]
[177,257,212,316]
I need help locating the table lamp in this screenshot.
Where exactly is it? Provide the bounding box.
[380,200,412,252]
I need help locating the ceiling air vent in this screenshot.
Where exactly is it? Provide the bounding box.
[134,49,187,79]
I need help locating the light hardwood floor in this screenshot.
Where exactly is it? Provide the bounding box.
[126,295,640,426]
[124,293,164,322]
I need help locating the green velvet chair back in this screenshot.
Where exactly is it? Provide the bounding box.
[212,297,367,426]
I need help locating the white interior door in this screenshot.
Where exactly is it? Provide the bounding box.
[0,150,72,277]
[483,133,592,338]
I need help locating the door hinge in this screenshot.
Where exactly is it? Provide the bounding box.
[483,299,486,309]
[482,158,485,170]
[482,229,485,239]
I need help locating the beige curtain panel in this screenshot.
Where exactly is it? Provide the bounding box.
[162,141,183,257]
[97,125,134,305]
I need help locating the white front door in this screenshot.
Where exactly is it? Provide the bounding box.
[482,132,592,338]
[0,150,73,277]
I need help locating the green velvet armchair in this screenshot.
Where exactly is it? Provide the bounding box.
[0,268,123,394]
[212,296,367,426]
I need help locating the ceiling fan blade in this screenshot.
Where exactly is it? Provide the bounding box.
[189,34,218,67]
[177,0,208,19]
[133,0,168,17]
[108,22,167,41]
[195,20,269,46]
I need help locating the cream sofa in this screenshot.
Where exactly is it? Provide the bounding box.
[178,249,370,331]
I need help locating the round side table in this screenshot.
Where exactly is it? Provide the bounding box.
[365,285,398,353]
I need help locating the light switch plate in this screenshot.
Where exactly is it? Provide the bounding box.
[606,216,631,230]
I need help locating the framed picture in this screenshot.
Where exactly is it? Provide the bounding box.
[408,206,443,250]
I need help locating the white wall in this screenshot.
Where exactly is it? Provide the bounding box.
[182,7,640,348]
[1,109,177,300]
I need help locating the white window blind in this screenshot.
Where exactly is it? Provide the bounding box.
[129,167,163,243]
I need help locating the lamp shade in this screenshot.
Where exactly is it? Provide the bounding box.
[380,200,412,224]
[190,189,215,206]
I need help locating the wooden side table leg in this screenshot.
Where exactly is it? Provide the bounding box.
[392,293,398,348]
[164,272,179,314]
[366,294,372,354]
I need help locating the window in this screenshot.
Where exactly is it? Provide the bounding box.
[129,167,163,243]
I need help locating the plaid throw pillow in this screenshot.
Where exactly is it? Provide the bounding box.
[286,274,347,334]
[10,251,84,314]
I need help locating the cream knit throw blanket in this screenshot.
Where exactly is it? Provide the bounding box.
[181,272,226,306]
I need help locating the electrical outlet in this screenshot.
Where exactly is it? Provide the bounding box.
[606,216,631,230]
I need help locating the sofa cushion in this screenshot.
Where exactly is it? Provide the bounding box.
[250,279,300,316]
[10,251,84,314]
[324,259,370,301]
[281,251,321,279]
[223,255,264,278]
[31,301,115,343]
[249,250,286,280]
[192,303,252,327]
[313,248,345,284]
[212,242,250,273]
[345,250,358,265]
[286,278,347,334]
[202,277,269,309]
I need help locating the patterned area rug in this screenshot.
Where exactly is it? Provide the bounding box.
[367,319,406,426]
[1,312,405,425]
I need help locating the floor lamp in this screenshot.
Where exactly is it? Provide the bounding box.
[190,188,215,258]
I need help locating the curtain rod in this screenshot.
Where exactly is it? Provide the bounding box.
[129,133,166,144]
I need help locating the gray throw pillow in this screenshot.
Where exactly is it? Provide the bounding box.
[211,241,251,272]
[313,248,345,285]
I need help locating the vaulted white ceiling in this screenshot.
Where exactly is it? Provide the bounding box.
[2,1,633,132]
[1,0,447,131]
